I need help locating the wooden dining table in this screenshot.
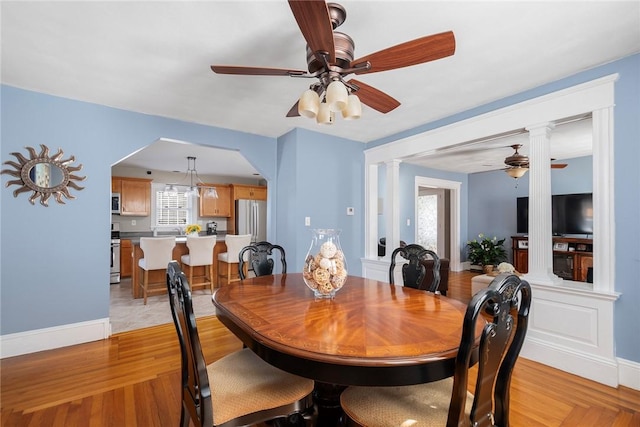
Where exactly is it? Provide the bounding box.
[212,273,482,425]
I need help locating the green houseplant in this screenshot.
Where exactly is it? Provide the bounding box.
[466,234,507,272]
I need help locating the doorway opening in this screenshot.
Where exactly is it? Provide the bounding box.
[417,187,451,259]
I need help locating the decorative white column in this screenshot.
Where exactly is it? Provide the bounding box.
[385,159,402,259]
[524,123,562,285]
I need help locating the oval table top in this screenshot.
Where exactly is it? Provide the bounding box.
[212,273,481,387]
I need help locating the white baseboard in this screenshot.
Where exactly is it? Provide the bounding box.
[522,336,620,387]
[618,357,640,391]
[0,318,110,358]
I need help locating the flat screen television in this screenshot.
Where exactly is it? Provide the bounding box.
[517,193,593,235]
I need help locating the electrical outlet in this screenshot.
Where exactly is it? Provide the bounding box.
[305,217,311,226]
[131,220,136,226]
[406,218,410,226]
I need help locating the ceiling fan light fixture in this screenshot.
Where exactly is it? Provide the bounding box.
[342,94,362,120]
[316,103,335,125]
[326,80,348,112]
[505,166,528,179]
[298,89,320,118]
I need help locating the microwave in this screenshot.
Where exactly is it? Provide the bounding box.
[111,193,121,214]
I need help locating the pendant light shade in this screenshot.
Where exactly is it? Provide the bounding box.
[342,94,362,120]
[326,80,348,112]
[505,166,528,179]
[298,89,320,118]
[316,103,335,125]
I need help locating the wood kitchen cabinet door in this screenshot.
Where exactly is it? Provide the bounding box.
[120,178,151,216]
[232,184,267,200]
[120,239,133,278]
[199,185,231,217]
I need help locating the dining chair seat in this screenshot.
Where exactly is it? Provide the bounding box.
[166,261,315,427]
[340,273,532,427]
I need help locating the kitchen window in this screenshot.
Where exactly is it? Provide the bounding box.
[151,183,196,230]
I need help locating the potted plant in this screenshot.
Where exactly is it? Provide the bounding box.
[466,234,507,273]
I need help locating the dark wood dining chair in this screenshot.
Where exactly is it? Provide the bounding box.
[340,273,532,427]
[238,241,287,280]
[166,261,314,427]
[389,243,441,292]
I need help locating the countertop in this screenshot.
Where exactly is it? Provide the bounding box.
[120,232,227,245]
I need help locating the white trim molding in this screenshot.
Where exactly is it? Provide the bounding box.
[362,74,627,387]
[618,358,640,391]
[0,318,110,359]
[521,282,620,387]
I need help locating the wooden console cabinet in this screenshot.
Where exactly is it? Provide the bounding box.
[512,236,593,282]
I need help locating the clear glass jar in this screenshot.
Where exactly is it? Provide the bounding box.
[302,229,348,298]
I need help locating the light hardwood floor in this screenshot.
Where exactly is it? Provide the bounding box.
[2,272,639,426]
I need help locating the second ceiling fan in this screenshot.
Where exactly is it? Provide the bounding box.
[211,1,456,124]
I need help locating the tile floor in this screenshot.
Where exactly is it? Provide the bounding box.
[109,277,217,334]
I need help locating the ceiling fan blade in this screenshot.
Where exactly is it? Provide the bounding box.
[551,163,568,169]
[286,101,301,117]
[211,65,307,76]
[351,31,456,75]
[348,79,400,114]
[288,0,335,64]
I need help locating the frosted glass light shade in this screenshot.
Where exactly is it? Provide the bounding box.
[298,89,320,118]
[316,103,335,125]
[342,94,362,120]
[326,80,348,112]
[187,186,200,198]
[204,187,218,198]
[505,167,528,179]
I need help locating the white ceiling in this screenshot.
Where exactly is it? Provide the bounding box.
[2,1,639,176]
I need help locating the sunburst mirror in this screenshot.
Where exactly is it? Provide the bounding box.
[1,144,86,206]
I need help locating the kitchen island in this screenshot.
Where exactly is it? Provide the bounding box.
[125,233,227,299]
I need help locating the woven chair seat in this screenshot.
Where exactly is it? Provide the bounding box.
[341,378,472,427]
[209,348,314,426]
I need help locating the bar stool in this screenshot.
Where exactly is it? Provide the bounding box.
[180,235,217,293]
[217,234,252,286]
[138,237,176,304]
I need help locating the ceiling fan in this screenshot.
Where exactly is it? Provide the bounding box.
[504,144,567,178]
[210,1,456,123]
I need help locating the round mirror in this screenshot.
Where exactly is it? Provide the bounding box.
[1,144,86,206]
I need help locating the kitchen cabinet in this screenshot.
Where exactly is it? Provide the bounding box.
[511,236,593,282]
[199,184,231,217]
[228,184,268,234]
[112,176,151,216]
[232,184,267,201]
[120,239,133,278]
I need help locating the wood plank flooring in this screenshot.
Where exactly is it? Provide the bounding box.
[2,271,639,426]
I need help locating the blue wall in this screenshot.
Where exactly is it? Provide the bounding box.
[1,53,638,364]
[373,54,640,363]
[467,156,593,263]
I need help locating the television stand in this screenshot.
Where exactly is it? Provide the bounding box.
[511,236,593,282]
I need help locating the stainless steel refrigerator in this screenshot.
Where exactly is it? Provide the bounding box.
[235,199,267,243]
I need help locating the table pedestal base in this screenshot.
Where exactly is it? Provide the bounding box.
[313,382,347,427]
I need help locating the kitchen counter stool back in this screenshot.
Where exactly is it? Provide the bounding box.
[181,235,217,293]
[166,261,315,427]
[217,234,251,286]
[138,237,176,304]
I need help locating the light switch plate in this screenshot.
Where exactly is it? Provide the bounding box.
[305,217,311,226]
[347,207,354,215]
